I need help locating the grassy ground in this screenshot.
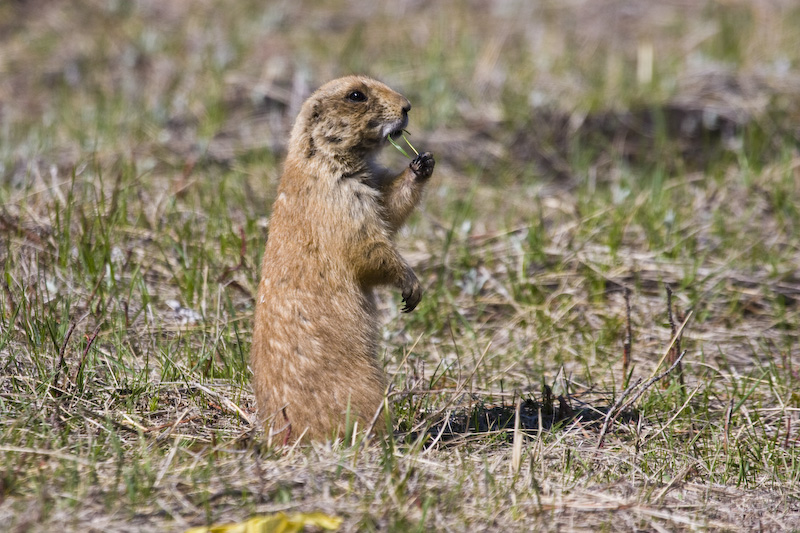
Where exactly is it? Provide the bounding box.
[2,0,800,531]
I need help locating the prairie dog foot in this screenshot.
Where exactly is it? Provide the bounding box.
[410,152,435,181]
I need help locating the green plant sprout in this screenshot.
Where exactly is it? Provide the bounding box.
[388,129,419,158]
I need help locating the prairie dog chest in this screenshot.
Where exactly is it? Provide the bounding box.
[334,176,385,226]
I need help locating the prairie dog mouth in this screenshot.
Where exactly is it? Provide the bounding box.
[382,116,409,139]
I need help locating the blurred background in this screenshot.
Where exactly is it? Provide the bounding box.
[3,0,800,188]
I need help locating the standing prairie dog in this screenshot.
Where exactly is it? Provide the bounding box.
[251,76,435,443]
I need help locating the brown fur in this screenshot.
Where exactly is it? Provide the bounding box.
[251,76,435,443]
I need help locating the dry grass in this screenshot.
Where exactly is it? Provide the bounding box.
[2,0,800,531]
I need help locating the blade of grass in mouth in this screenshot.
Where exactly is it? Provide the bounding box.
[388,130,419,158]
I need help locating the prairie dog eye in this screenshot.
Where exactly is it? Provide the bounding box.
[346,90,367,102]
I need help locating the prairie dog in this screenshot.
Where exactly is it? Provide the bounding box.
[251,76,435,443]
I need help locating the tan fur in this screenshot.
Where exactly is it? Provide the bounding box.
[251,76,435,443]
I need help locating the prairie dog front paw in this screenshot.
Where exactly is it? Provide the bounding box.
[410,152,435,181]
[400,268,422,313]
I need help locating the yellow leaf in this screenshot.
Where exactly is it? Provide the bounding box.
[185,511,342,533]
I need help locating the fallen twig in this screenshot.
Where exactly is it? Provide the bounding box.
[364,383,395,442]
[619,349,688,416]
[190,382,255,425]
[412,342,492,435]
[72,322,102,388]
[51,322,76,396]
[597,378,642,448]
[666,285,684,387]
[622,287,632,382]
[597,349,688,448]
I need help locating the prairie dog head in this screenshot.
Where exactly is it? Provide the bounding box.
[288,75,411,166]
